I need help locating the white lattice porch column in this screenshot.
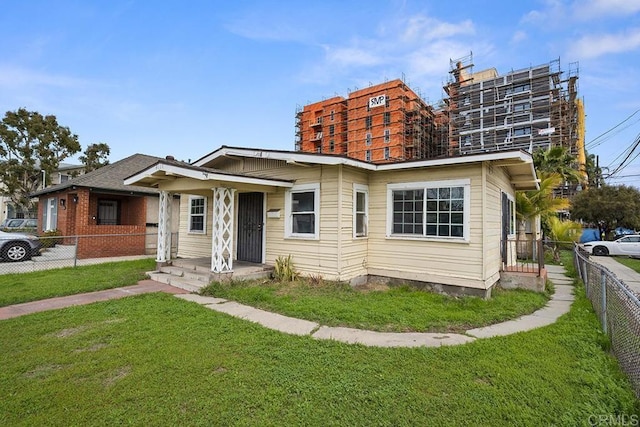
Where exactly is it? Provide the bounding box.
[156,190,172,264]
[211,187,235,273]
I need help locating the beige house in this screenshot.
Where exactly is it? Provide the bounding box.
[125,146,538,297]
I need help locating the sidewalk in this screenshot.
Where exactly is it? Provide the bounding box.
[588,256,640,296]
[0,269,575,347]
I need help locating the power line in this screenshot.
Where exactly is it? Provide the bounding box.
[586,108,640,150]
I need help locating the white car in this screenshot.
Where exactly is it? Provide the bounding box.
[581,235,640,257]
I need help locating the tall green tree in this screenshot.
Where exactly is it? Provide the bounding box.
[570,185,640,236]
[79,142,110,172]
[584,152,604,189]
[0,108,81,216]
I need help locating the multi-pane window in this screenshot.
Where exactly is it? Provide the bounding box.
[365,150,371,162]
[384,147,390,160]
[384,112,391,125]
[329,139,335,152]
[330,110,334,121]
[514,127,531,136]
[353,184,368,238]
[366,132,372,145]
[384,129,390,143]
[286,184,320,239]
[188,196,206,233]
[514,102,530,113]
[388,180,469,239]
[365,116,372,129]
[329,124,335,136]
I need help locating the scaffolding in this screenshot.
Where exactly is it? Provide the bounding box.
[444,54,580,159]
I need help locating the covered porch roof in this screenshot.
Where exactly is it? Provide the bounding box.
[124,158,294,192]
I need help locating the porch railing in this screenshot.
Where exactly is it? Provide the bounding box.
[502,237,544,275]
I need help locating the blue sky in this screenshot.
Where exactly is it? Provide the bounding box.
[2,0,639,187]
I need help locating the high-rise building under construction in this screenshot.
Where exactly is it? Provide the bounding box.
[295,54,585,172]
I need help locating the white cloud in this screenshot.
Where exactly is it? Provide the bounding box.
[570,27,640,59]
[572,0,640,19]
[0,65,89,89]
[323,45,382,67]
[401,16,475,43]
[511,30,527,44]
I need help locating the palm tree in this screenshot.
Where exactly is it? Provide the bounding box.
[545,216,582,262]
[532,146,582,195]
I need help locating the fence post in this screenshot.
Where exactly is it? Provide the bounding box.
[73,235,79,268]
[601,271,607,335]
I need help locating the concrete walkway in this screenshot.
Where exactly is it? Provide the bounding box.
[588,256,640,296]
[0,280,187,320]
[0,267,575,347]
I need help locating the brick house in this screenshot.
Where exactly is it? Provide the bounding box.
[31,154,180,259]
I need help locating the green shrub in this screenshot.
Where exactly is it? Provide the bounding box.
[39,229,63,248]
[273,255,299,282]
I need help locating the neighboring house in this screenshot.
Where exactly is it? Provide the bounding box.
[126,146,538,297]
[31,154,180,259]
[51,163,85,185]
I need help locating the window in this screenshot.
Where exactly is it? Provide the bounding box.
[504,193,516,237]
[285,183,320,239]
[188,196,206,233]
[353,184,368,238]
[514,102,530,113]
[387,180,470,240]
[366,132,372,146]
[42,197,58,231]
[97,199,119,225]
[329,139,335,152]
[514,127,531,137]
[329,124,335,136]
[365,116,372,129]
[330,110,334,121]
[384,112,391,125]
[384,147,390,160]
[365,150,371,162]
[384,129,390,143]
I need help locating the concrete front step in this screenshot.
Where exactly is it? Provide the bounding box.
[147,271,207,293]
[159,266,211,283]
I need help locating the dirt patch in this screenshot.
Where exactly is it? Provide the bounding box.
[75,342,109,353]
[24,364,65,379]
[104,366,131,387]
[51,325,90,338]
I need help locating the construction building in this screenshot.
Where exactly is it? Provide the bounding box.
[295,79,442,163]
[444,54,583,162]
[295,55,585,180]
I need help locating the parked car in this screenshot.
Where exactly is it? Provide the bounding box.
[0,230,42,262]
[581,234,640,257]
[0,218,38,232]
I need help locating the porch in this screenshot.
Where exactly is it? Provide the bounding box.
[148,258,274,292]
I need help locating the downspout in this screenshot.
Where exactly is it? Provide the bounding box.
[337,164,343,279]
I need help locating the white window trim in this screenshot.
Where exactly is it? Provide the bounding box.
[386,179,471,242]
[504,192,516,238]
[353,184,369,239]
[285,183,320,240]
[188,195,207,234]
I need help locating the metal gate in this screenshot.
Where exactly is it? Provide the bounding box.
[237,192,263,263]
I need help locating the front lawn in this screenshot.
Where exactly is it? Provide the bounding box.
[201,279,550,333]
[0,286,637,425]
[0,258,156,307]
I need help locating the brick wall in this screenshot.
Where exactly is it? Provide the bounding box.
[75,225,146,259]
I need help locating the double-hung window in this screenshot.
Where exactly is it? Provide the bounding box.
[285,183,320,239]
[387,179,470,240]
[188,196,206,233]
[353,184,368,238]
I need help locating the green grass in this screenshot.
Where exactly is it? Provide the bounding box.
[0,288,637,425]
[614,256,640,273]
[0,258,156,307]
[201,279,550,333]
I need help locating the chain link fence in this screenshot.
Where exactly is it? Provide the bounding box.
[574,244,640,398]
[0,232,178,275]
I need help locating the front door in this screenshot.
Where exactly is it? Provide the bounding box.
[237,192,264,263]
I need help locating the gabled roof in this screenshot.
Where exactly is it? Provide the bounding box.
[192,145,539,190]
[124,158,294,189]
[31,154,164,197]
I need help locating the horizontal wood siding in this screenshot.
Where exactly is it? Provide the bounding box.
[366,164,487,289]
[485,165,516,281]
[176,193,213,258]
[338,167,369,280]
